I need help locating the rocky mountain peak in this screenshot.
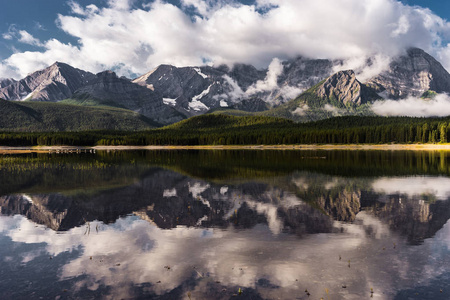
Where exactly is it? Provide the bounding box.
[0,62,95,101]
[49,61,68,69]
[316,70,370,106]
[0,78,16,89]
[73,69,185,125]
[133,64,176,85]
[95,70,118,78]
[366,47,450,98]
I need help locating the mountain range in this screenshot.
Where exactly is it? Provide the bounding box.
[0,47,449,129]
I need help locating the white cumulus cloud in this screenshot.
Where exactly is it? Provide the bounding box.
[372,94,450,117]
[17,30,44,47]
[1,0,450,80]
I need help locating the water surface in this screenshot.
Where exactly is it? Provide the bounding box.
[1,150,450,299]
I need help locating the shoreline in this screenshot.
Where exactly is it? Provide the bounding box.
[2,144,450,153]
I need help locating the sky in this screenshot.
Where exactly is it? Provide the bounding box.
[1,0,450,80]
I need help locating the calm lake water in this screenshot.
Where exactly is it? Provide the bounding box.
[1,150,450,300]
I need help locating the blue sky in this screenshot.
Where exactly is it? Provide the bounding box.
[402,0,450,17]
[2,0,450,79]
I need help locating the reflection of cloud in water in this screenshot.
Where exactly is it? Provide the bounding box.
[292,177,309,190]
[324,178,340,190]
[372,177,450,200]
[1,212,450,299]
[245,190,305,234]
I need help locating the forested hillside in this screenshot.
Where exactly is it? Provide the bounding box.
[0,99,158,131]
[1,114,450,146]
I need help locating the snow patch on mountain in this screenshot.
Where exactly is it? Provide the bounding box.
[189,100,209,111]
[21,92,34,101]
[192,84,212,102]
[189,84,213,111]
[163,98,177,106]
[194,68,208,79]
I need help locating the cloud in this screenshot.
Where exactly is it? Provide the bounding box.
[292,104,309,116]
[68,0,88,15]
[2,33,13,40]
[324,104,346,116]
[2,0,450,79]
[221,74,245,101]
[246,58,283,95]
[34,22,47,31]
[17,30,44,47]
[3,206,450,299]
[2,26,44,47]
[372,94,450,117]
[245,58,303,103]
[372,176,450,200]
[181,0,210,16]
[278,85,303,100]
[334,53,393,83]
[2,24,17,41]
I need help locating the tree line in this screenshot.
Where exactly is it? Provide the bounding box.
[1,115,450,146]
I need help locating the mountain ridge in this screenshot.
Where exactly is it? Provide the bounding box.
[0,62,96,101]
[1,47,450,127]
[72,70,185,125]
[0,98,158,131]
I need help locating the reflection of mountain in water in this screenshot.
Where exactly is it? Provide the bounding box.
[0,194,82,231]
[2,167,450,244]
[366,195,450,244]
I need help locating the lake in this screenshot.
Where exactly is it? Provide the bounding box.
[1,150,450,300]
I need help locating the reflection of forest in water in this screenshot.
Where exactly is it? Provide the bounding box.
[2,150,450,299]
[2,150,450,244]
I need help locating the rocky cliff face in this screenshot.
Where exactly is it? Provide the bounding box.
[0,62,95,101]
[316,70,378,106]
[366,48,450,98]
[132,57,337,114]
[366,194,450,244]
[231,98,269,112]
[0,194,80,231]
[2,47,450,125]
[2,169,450,244]
[280,57,335,90]
[317,189,362,222]
[73,70,184,125]
[132,64,267,114]
[0,169,334,234]
[0,78,16,89]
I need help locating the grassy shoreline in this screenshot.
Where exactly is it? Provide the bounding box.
[2,144,450,154]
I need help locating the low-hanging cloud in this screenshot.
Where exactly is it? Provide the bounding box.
[372,94,450,117]
[246,58,304,103]
[372,176,450,201]
[334,53,393,83]
[246,58,283,95]
[1,0,450,79]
